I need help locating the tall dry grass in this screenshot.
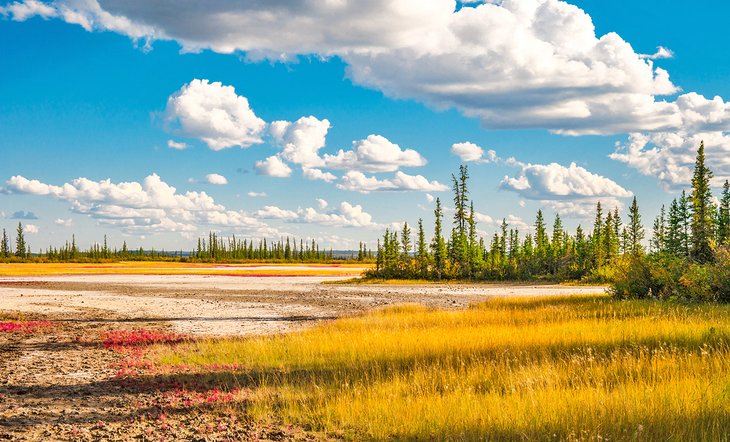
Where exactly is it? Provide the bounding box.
[152,295,730,440]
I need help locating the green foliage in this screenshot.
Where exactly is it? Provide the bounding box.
[690,141,715,263]
[370,165,634,282]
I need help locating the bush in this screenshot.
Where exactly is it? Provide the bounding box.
[610,248,730,303]
[710,247,730,302]
[609,254,688,301]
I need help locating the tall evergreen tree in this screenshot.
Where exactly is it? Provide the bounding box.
[15,222,26,259]
[651,205,667,253]
[416,218,429,276]
[627,196,645,255]
[717,180,730,246]
[431,198,447,278]
[689,141,715,263]
[678,191,692,258]
[401,222,412,273]
[591,202,604,266]
[0,228,9,258]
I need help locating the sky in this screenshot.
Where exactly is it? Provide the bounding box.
[1,0,730,251]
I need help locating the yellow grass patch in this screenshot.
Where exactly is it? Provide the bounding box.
[151,295,730,440]
[0,262,369,277]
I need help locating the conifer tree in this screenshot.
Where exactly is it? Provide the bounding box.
[416,218,429,276]
[651,205,667,253]
[401,222,412,273]
[627,196,645,255]
[591,202,604,266]
[15,222,26,259]
[717,180,730,246]
[431,198,447,278]
[689,142,715,263]
[1,228,9,258]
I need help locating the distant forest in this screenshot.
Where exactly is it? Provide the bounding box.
[0,227,374,263]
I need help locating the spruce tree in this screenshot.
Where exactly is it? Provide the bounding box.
[591,202,604,266]
[678,192,691,258]
[0,228,8,258]
[416,218,429,276]
[689,141,715,263]
[651,205,667,253]
[15,222,26,259]
[627,196,645,255]
[431,198,447,278]
[400,222,412,273]
[717,180,730,246]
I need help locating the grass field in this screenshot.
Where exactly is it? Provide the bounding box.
[142,295,730,440]
[0,262,368,277]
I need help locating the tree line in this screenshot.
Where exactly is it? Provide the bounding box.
[0,226,373,264]
[371,164,645,281]
[370,142,730,302]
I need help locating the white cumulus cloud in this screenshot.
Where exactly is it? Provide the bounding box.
[5,174,265,235]
[270,116,331,167]
[302,168,337,183]
[255,155,292,178]
[499,160,632,218]
[205,173,228,185]
[3,0,696,135]
[324,135,426,173]
[337,171,448,193]
[165,79,266,150]
[254,206,299,220]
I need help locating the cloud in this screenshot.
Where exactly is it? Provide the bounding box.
[205,173,228,185]
[270,116,331,167]
[0,0,55,20]
[247,191,267,198]
[324,135,426,172]
[337,171,449,193]
[10,210,38,220]
[54,218,74,226]
[302,167,337,183]
[5,0,696,135]
[300,202,379,228]
[24,224,39,234]
[500,161,633,200]
[254,155,292,178]
[610,93,730,189]
[251,201,384,229]
[499,160,632,218]
[541,198,623,218]
[167,139,188,150]
[164,79,266,150]
[640,46,674,60]
[254,206,299,220]
[450,142,499,163]
[5,174,265,235]
[426,193,435,203]
[451,142,484,162]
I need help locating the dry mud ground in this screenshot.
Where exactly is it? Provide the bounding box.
[0,269,606,440]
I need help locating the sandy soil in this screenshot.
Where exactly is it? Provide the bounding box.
[0,269,607,440]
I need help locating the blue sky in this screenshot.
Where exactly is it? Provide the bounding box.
[1,0,730,251]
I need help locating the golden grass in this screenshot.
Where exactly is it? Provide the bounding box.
[0,262,369,277]
[151,295,730,440]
